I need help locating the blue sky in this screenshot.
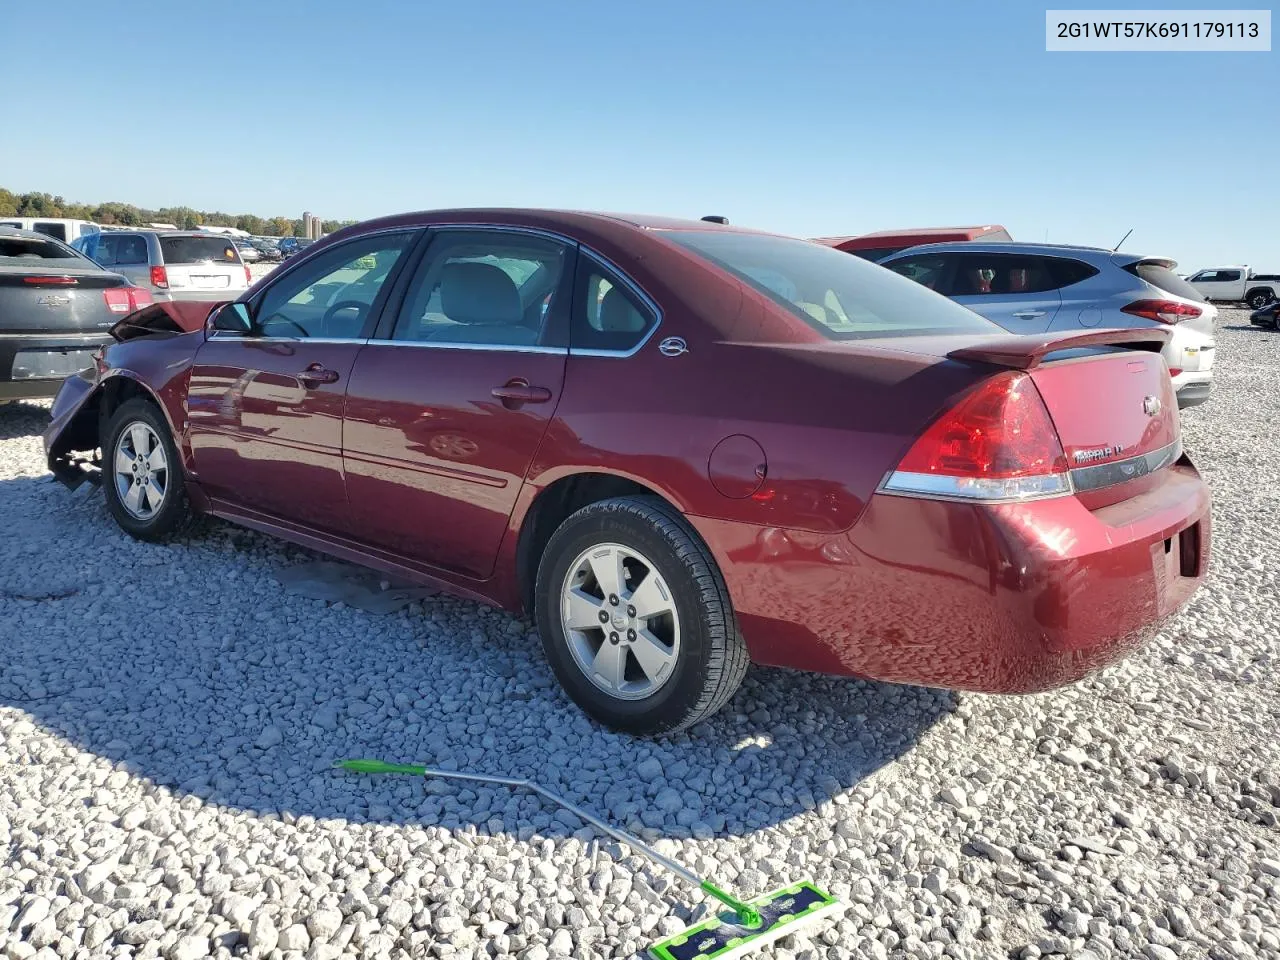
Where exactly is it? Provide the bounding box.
[1,0,1275,269]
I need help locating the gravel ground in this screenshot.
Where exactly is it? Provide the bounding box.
[1,309,1277,960]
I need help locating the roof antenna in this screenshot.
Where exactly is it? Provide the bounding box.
[1112,228,1133,252]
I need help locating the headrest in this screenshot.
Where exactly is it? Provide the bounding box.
[440,261,521,325]
[598,287,645,332]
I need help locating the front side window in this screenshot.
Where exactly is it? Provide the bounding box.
[253,232,415,338]
[885,254,952,292]
[391,231,568,346]
[660,230,996,340]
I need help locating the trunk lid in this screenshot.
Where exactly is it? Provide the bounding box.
[159,235,248,294]
[0,267,132,335]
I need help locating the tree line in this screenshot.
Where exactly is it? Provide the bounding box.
[0,187,358,238]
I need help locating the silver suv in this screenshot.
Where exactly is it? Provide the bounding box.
[72,230,250,302]
[881,242,1216,408]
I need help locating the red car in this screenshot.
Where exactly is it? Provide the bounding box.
[43,210,1210,735]
[813,225,1012,263]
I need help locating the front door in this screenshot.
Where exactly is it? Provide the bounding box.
[342,228,573,579]
[187,231,418,532]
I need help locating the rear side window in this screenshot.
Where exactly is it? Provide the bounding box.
[659,230,997,340]
[1046,258,1100,288]
[1127,262,1206,303]
[0,236,79,261]
[573,260,658,352]
[159,236,241,264]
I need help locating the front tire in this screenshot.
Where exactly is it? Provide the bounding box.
[102,398,197,541]
[534,496,748,736]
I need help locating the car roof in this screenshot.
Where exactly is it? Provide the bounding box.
[884,240,1178,267]
[347,208,778,238]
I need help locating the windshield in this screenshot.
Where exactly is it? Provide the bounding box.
[159,236,241,264]
[659,231,999,340]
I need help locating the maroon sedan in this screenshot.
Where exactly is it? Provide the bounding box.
[43,210,1210,735]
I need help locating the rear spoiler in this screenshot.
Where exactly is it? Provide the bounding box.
[948,328,1170,371]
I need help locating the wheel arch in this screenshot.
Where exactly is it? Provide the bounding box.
[513,470,688,616]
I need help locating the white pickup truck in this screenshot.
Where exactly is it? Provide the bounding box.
[1187,266,1280,309]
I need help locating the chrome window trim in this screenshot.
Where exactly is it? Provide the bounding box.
[569,247,664,359]
[247,225,423,297]
[1069,438,1182,492]
[206,334,370,345]
[363,339,568,356]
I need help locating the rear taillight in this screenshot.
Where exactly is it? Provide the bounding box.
[244,264,252,285]
[23,276,77,286]
[883,372,1072,501]
[150,266,169,289]
[102,289,131,313]
[1121,299,1201,324]
[1167,367,1183,378]
[103,286,152,314]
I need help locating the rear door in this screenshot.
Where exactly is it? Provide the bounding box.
[949,252,1061,334]
[187,230,418,532]
[342,227,573,578]
[159,234,248,297]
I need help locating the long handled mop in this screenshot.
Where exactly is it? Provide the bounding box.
[337,759,842,960]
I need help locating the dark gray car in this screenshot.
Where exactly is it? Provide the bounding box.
[1,228,150,402]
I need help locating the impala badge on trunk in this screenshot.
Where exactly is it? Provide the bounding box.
[1074,445,1123,464]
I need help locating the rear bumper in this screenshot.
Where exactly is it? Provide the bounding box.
[1175,378,1213,408]
[0,334,111,402]
[697,461,1210,693]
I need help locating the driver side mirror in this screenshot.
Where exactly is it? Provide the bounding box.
[210,302,255,335]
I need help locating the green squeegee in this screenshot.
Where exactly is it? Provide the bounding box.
[337,759,842,960]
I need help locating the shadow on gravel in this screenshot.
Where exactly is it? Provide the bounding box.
[0,470,952,844]
[1220,324,1273,332]
[0,401,51,440]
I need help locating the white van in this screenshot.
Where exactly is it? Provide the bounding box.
[0,217,101,244]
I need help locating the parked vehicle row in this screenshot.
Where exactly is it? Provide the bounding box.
[43,210,1210,736]
[880,242,1217,407]
[0,227,151,402]
[1187,265,1279,309]
[71,230,251,304]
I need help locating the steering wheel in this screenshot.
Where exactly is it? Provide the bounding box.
[321,299,369,335]
[258,314,310,337]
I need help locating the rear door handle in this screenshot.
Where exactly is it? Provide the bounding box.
[1012,310,1047,319]
[492,379,553,407]
[297,364,339,387]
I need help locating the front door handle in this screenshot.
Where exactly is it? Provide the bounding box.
[492,379,552,407]
[297,364,339,387]
[1012,310,1047,319]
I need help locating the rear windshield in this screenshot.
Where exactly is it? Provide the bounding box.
[159,236,241,264]
[1127,261,1205,303]
[0,236,80,261]
[658,231,999,340]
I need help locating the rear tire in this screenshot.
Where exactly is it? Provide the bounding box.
[1247,289,1275,310]
[534,496,748,736]
[102,398,198,542]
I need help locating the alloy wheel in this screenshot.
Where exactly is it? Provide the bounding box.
[559,543,681,701]
[113,421,168,520]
